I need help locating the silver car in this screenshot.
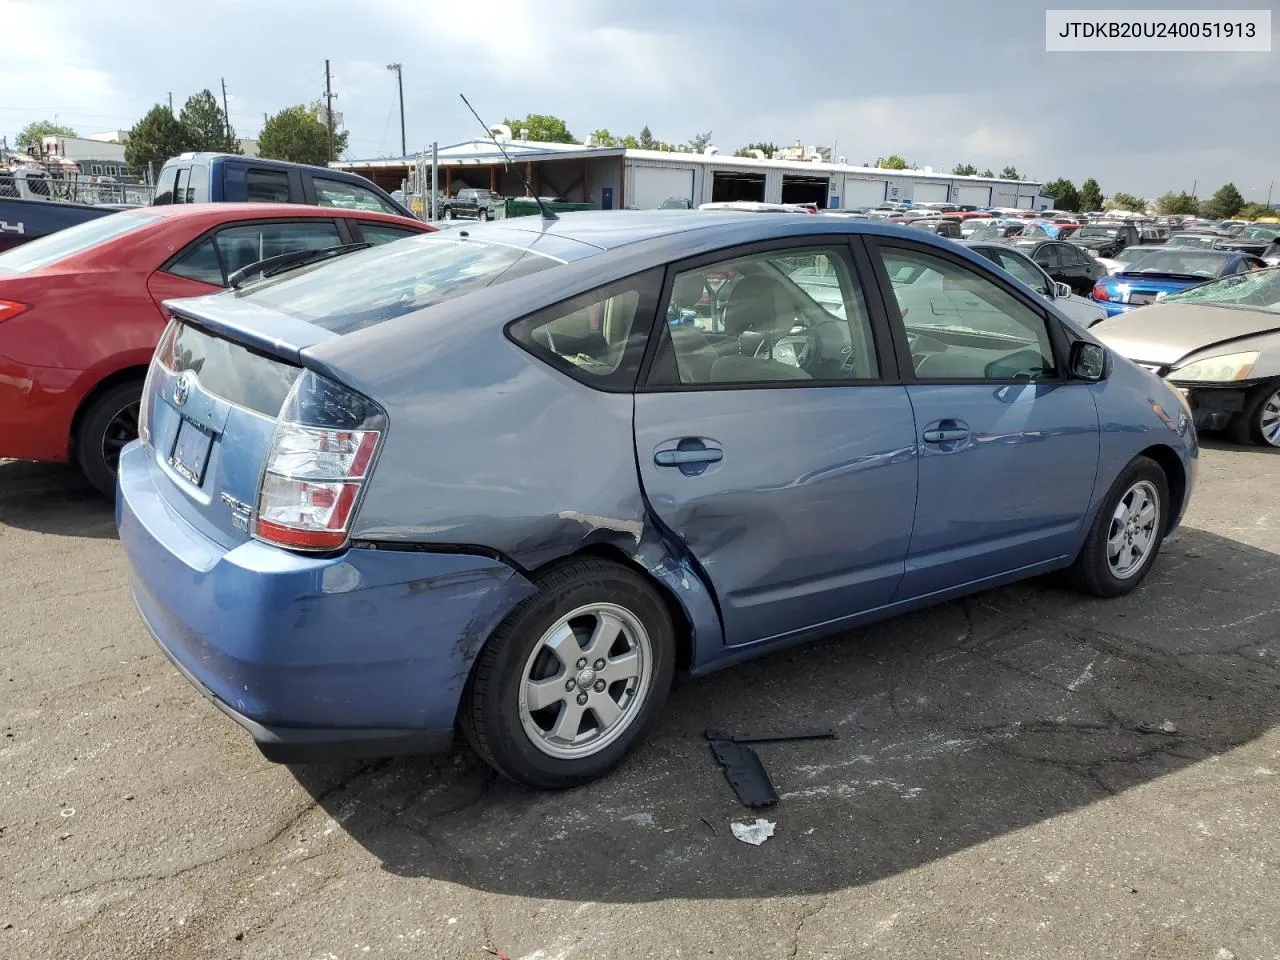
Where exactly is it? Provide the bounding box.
[1093,266,1280,446]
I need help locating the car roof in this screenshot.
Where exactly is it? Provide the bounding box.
[136,202,424,226]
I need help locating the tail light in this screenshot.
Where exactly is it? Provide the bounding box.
[253,370,387,551]
[1091,285,1111,302]
[139,320,180,445]
[0,299,29,322]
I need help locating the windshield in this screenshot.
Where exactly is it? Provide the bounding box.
[1239,225,1280,242]
[1166,234,1217,248]
[0,211,161,273]
[1077,226,1120,239]
[1162,267,1280,313]
[240,234,561,334]
[1117,250,1232,278]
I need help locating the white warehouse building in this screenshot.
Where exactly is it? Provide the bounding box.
[333,138,1049,212]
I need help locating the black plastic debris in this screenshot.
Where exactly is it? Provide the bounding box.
[704,728,837,745]
[708,739,779,809]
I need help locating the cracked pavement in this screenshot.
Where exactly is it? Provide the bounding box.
[2,441,1280,959]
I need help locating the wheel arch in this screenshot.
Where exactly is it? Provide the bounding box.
[68,365,149,457]
[1136,443,1187,534]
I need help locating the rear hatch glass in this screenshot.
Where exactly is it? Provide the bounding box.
[236,233,560,334]
[142,320,301,549]
[0,211,161,273]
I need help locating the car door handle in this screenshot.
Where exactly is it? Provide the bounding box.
[922,427,970,443]
[655,448,723,466]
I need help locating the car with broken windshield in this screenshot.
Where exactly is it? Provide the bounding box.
[117,210,1197,789]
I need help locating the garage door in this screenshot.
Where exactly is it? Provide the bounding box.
[912,182,950,204]
[842,178,887,209]
[1017,193,1037,209]
[953,184,991,207]
[631,166,695,209]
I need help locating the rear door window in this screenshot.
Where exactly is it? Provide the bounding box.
[313,178,398,214]
[245,169,292,203]
[354,221,422,245]
[173,167,190,204]
[214,220,343,277]
[0,212,161,273]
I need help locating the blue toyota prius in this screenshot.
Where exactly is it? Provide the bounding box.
[117,210,1198,788]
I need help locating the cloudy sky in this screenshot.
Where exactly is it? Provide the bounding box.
[2,0,1275,199]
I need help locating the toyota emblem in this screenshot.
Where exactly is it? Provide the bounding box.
[173,373,191,407]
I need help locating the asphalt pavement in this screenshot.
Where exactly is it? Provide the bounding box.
[2,442,1279,960]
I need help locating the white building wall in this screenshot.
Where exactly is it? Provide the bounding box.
[763,168,783,204]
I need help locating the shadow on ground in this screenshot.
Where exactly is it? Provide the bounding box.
[0,460,116,539]
[291,526,1280,903]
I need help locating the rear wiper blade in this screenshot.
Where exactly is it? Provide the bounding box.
[228,242,372,290]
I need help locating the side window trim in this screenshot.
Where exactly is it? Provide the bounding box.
[637,237,891,392]
[862,237,1071,385]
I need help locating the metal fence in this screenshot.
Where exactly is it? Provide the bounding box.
[0,172,155,207]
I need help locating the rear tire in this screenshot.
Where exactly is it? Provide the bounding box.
[1227,381,1280,447]
[477,209,489,222]
[1069,455,1169,598]
[461,559,675,789]
[75,380,143,497]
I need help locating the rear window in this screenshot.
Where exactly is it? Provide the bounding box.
[163,321,301,416]
[0,211,161,273]
[239,235,561,334]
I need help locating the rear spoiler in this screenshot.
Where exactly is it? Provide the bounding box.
[163,293,337,366]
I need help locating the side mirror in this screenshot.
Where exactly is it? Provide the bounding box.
[1052,281,1072,299]
[1069,341,1107,381]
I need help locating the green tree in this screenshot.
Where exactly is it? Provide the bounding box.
[638,125,655,150]
[16,120,78,151]
[1000,165,1021,180]
[1155,191,1200,216]
[980,168,995,178]
[1201,182,1245,220]
[587,128,619,147]
[1079,178,1104,212]
[125,104,189,177]
[952,163,978,176]
[179,89,239,153]
[1042,178,1080,211]
[620,134,640,149]
[502,114,574,143]
[878,154,908,170]
[1238,201,1275,220]
[1111,192,1147,213]
[687,130,713,153]
[258,104,347,166]
[733,141,778,158]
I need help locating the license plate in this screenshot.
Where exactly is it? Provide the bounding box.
[1128,291,1158,305]
[170,417,213,486]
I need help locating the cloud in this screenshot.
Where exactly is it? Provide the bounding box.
[0,0,1274,197]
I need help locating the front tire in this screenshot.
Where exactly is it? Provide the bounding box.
[477,209,489,222]
[461,559,675,789]
[75,380,143,496]
[1227,381,1280,447]
[1070,455,1169,597]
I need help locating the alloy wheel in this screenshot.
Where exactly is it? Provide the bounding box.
[518,602,653,760]
[101,400,140,473]
[1106,479,1161,579]
[1260,388,1280,447]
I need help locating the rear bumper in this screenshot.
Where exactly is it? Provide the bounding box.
[0,357,78,462]
[116,441,537,762]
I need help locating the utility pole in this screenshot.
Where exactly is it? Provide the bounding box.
[167,92,173,113]
[1268,180,1274,208]
[387,63,406,157]
[220,77,232,143]
[324,59,334,163]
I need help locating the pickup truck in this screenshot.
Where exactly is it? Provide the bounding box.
[153,153,417,219]
[440,187,498,221]
[0,197,117,253]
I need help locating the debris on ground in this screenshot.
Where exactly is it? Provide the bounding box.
[704,728,837,744]
[1137,720,1178,734]
[730,819,776,846]
[708,739,778,808]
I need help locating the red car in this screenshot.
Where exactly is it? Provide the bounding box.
[0,203,433,493]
